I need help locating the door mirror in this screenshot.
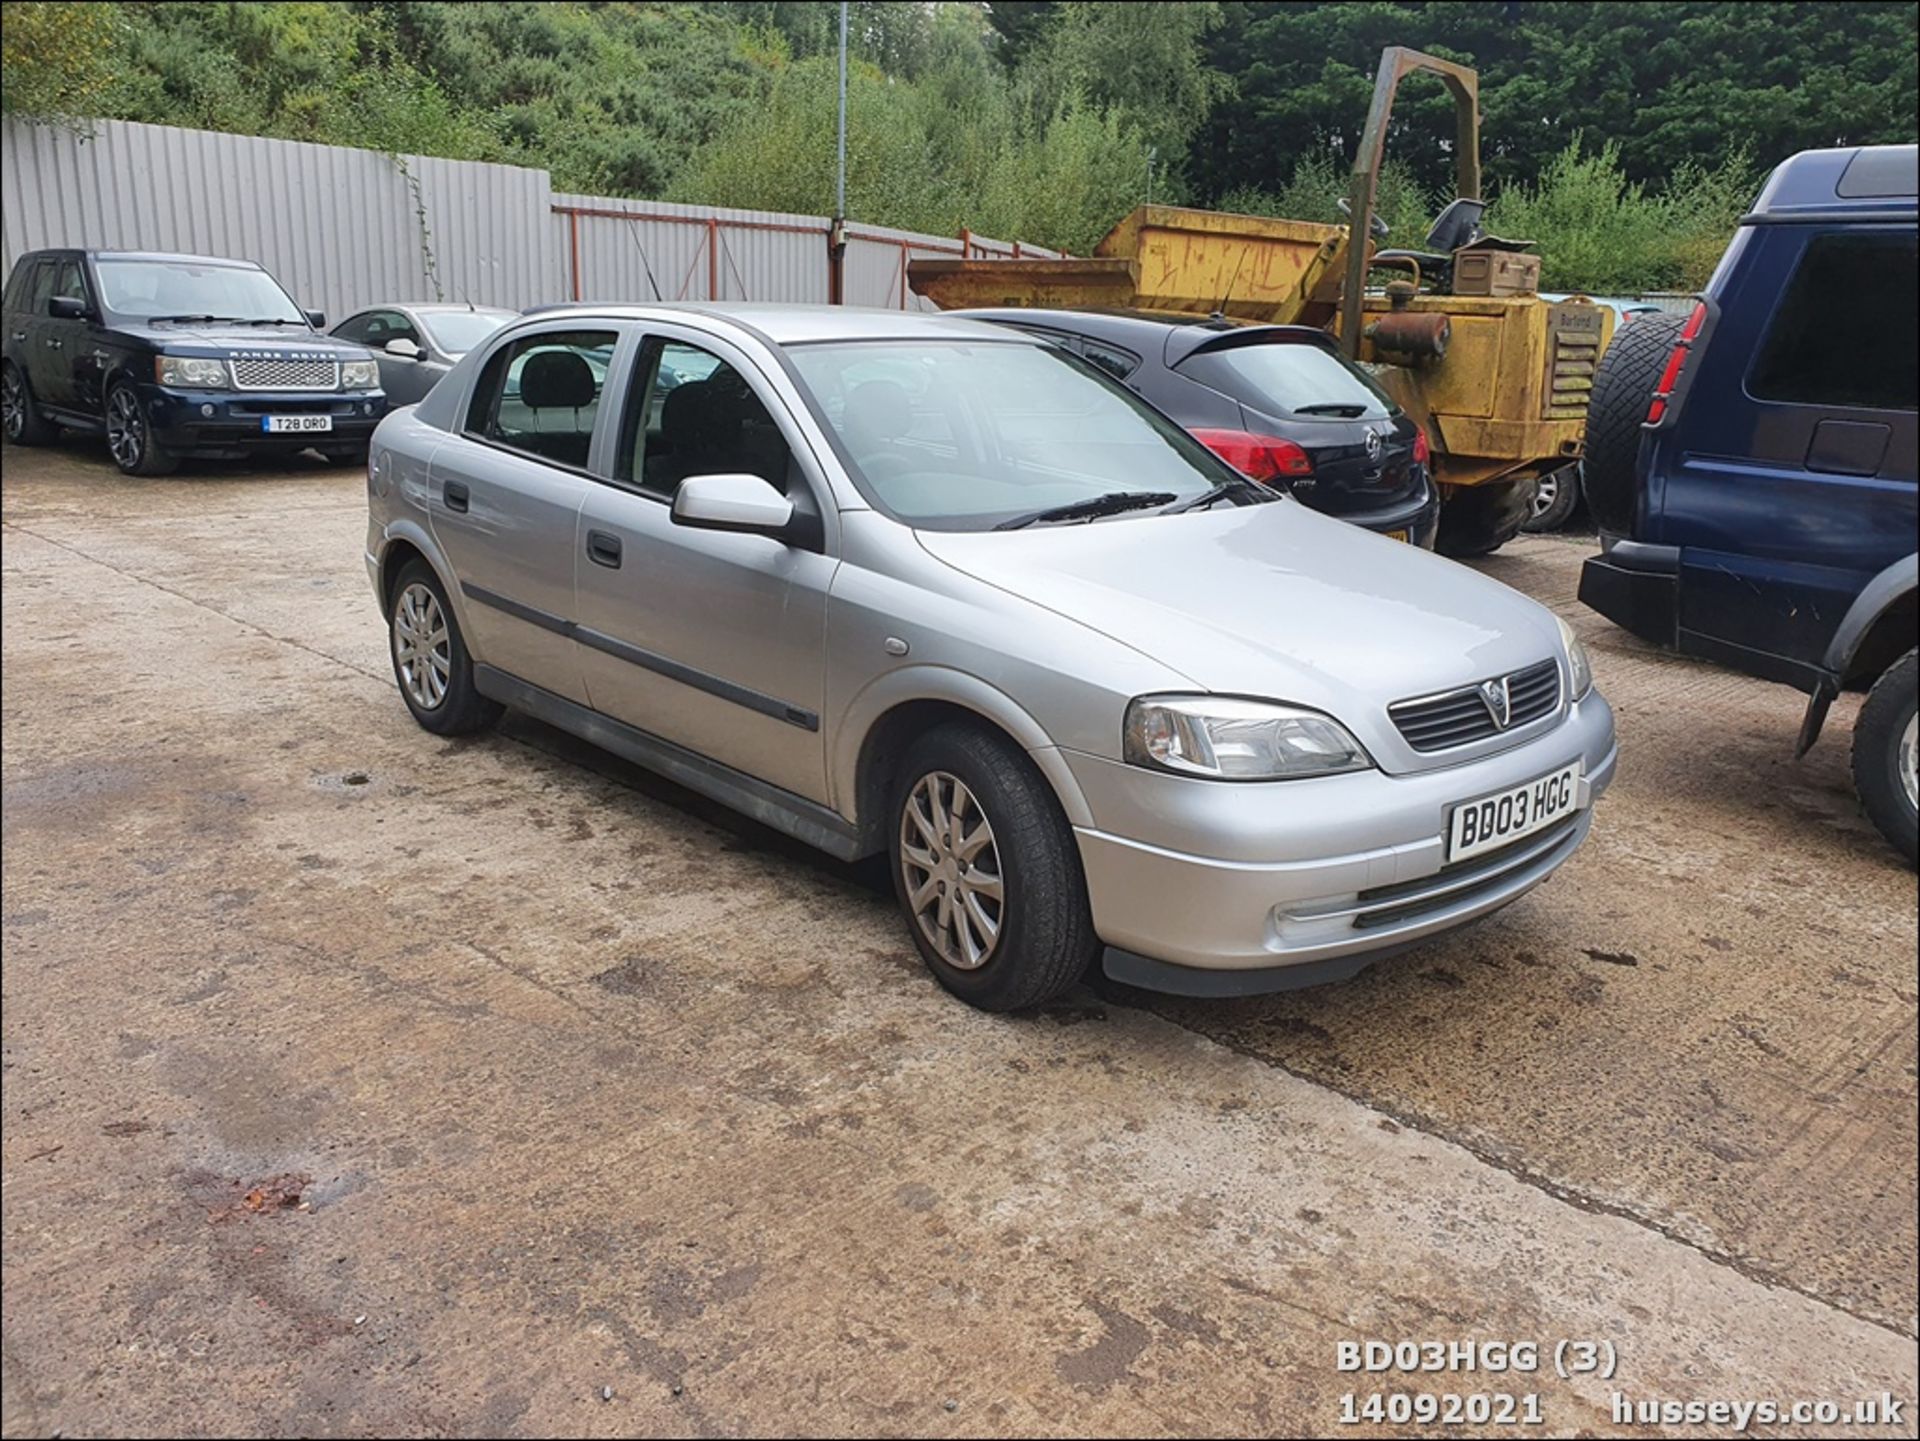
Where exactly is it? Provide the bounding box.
[304,309,326,330]
[385,337,422,360]
[671,473,795,538]
[48,295,89,321]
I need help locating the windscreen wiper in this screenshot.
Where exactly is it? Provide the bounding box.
[993,490,1178,531]
[242,317,305,326]
[1295,402,1368,417]
[148,314,241,325]
[1161,476,1276,515]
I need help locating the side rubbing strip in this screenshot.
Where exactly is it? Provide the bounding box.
[460,582,820,732]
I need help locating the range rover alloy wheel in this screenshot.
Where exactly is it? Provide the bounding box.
[105,382,177,476]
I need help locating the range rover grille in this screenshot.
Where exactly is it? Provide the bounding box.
[228,357,340,391]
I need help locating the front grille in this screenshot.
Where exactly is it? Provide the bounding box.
[1349,815,1581,930]
[228,357,340,391]
[1389,658,1561,752]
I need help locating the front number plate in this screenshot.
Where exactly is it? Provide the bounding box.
[1448,761,1581,862]
[262,414,333,434]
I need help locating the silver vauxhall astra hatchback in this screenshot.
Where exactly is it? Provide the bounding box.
[365,304,1615,1011]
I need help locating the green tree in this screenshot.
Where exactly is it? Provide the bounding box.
[1020,1,1229,165]
[1,1,125,121]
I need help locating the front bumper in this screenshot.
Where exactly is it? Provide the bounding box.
[142,384,386,455]
[1069,693,1616,993]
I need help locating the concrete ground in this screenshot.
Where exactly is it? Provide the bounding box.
[2,438,1914,1438]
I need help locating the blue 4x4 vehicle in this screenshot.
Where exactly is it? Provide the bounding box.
[2,249,385,475]
[1579,145,1917,863]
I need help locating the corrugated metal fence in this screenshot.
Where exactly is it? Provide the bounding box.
[3,117,1057,319]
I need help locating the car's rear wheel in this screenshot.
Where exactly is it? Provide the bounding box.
[890,724,1097,1011]
[387,559,503,735]
[2,363,58,445]
[1853,648,1918,866]
[1582,311,1685,535]
[1436,475,1533,558]
[1522,462,1582,533]
[105,382,178,476]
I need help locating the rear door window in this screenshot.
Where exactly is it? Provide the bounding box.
[1177,339,1395,420]
[466,328,618,470]
[1747,232,1917,412]
[26,261,56,314]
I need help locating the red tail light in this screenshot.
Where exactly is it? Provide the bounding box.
[1190,428,1313,483]
[1412,428,1431,465]
[1646,301,1709,425]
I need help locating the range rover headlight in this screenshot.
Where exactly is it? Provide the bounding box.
[155,355,228,388]
[341,359,380,389]
[1124,696,1373,780]
[1556,616,1594,700]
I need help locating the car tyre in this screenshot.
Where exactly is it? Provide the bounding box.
[1521,462,1582,533]
[889,723,1098,1012]
[105,380,178,476]
[2,362,58,446]
[1852,648,1918,867]
[387,558,503,736]
[1436,475,1533,558]
[1581,312,1686,535]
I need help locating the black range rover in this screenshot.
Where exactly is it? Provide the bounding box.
[2,248,385,475]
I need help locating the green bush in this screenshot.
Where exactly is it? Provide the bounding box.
[1486,138,1755,293]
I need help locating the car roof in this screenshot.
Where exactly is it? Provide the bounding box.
[354,302,519,315]
[514,301,1031,346]
[84,250,265,269]
[954,306,1341,369]
[1747,145,1918,222]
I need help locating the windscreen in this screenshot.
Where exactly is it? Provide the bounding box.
[93,259,305,323]
[786,340,1235,530]
[1178,338,1395,420]
[420,309,514,355]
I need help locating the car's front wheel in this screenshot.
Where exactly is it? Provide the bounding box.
[3,363,58,445]
[105,381,178,476]
[890,723,1098,1012]
[387,559,503,735]
[1853,648,1918,866]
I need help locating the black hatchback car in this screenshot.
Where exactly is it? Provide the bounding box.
[2,249,384,475]
[961,308,1441,548]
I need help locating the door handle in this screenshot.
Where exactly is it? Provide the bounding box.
[586,530,622,568]
[11,331,25,342]
[44,338,62,349]
[442,480,469,513]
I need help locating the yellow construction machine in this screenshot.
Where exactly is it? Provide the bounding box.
[909,47,1612,555]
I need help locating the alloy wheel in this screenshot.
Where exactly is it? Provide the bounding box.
[899,770,1005,970]
[1529,469,1560,519]
[2,369,22,441]
[106,388,145,469]
[1901,713,1918,813]
[392,582,451,710]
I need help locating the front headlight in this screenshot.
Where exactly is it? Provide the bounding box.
[341,359,380,389]
[155,355,228,388]
[1124,696,1373,780]
[1556,616,1594,700]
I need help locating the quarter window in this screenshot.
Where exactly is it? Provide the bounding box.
[466,329,617,469]
[1747,233,1917,412]
[620,340,792,497]
[1079,340,1140,381]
